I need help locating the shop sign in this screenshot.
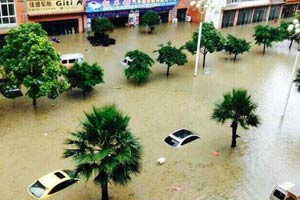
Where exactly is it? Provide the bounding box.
[27,0,84,15]
[86,0,177,13]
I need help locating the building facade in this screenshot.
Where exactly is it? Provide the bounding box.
[198,0,300,29]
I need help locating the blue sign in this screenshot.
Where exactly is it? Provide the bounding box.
[86,0,177,12]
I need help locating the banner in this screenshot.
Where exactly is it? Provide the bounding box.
[27,0,84,15]
[86,0,177,13]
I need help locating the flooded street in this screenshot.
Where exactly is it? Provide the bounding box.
[1,22,300,200]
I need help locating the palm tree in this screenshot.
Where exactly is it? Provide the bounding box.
[211,89,260,148]
[63,104,142,200]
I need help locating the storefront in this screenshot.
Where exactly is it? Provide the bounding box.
[27,0,85,35]
[85,0,177,28]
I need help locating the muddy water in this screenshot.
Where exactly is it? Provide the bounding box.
[1,22,300,200]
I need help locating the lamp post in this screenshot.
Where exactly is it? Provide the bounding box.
[282,19,300,118]
[189,0,209,76]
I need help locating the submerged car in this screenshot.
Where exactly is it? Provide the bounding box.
[28,169,79,199]
[270,181,300,200]
[164,129,200,148]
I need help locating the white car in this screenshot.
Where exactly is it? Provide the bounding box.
[121,56,133,68]
[164,129,200,148]
[270,181,300,200]
[88,1,102,11]
[28,169,79,199]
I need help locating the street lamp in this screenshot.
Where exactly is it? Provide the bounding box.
[189,0,210,76]
[282,19,300,118]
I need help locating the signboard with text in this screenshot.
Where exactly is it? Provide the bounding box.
[27,0,84,16]
[86,0,177,13]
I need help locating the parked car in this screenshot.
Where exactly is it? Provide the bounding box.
[270,181,300,200]
[164,129,200,148]
[121,56,133,68]
[28,169,79,199]
[60,53,84,68]
[87,1,102,11]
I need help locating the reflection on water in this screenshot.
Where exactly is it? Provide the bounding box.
[0,22,300,200]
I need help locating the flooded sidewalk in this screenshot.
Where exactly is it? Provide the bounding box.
[1,22,300,200]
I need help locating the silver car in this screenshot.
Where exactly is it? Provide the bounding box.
[164,129,200,148]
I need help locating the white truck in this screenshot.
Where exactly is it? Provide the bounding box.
[270,182,300,200]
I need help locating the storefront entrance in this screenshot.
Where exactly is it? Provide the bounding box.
[237,8,253,26]
[222,10,235,28]
[252,7,267,23]
[177,8,187,21]
[39,19,79,36]
[158,11,169,23]
[110,17,128,27]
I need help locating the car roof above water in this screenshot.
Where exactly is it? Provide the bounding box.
[38,170,70,189]
[60,53,84,60]
[172,129,195,139]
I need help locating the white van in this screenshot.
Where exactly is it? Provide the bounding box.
[270,182,300,200]
[61,53,84,68]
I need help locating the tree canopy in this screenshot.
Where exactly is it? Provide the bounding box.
[0,23,69,106]
[154,41,187,76]
[140,11,160,33]
[211,89,260,148]
[184,22,225,68]
[63,104,142,200]
[65,62,104,98]
[92,17,115,35]
[253,25,283,54]
[124,50,154,84]
[224,34,251,61]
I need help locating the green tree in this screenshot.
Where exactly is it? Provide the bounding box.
[154,41,187,76]
[141,11,160,33]
[224,34,251,61]
[279,21,293,49]
[184,22,225,68]
[65,62,104,98]
[253,25,282,54]
[211,89,260,148]
[294,69,300,93]
[63,104,142,200]
[0,23,69,106]
[92,17,115,35]
[124,50,154,84]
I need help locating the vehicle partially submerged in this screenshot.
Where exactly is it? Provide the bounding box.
[270,181,300,200]
[164,129,200,148]
[28,169,79,199]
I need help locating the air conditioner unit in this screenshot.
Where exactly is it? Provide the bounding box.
[185,16,191,22]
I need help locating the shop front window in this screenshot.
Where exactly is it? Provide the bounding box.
[0,0,17,28]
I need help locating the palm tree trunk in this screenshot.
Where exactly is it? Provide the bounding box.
[101,183,109,200]
[231,121,238,148]
[83,89,86,99]
[234,54,237,61]
[263,44,266,54]
[33,98,36,106]
[166,65,170,76]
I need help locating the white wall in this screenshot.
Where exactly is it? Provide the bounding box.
[205,0,227,29]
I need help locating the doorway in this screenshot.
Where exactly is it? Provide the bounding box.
[40,19,79,36]
[177,8,187,21]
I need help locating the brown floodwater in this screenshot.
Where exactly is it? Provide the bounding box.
[1,21,300,200]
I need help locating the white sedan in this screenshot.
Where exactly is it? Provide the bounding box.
[28,170,79,199]
[164,129,200,148]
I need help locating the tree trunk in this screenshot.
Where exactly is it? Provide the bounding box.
[263,44,266,54]
[202,52,207,68]
[33,98,36,106]
[231,121,238,148]
[289,39,294,50]
[166,65,170,76]
[83,89,86,99]
[234,54,237,61]
[101,183,109,200]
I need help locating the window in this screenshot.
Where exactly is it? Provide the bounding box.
[181,136,199,145]
[48,180,78,195]
[273,189,286,200]
[0,0,16,28]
